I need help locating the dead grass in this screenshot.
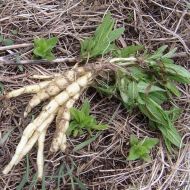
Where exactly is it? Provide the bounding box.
[0,0,190,189]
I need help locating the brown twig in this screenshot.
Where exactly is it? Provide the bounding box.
[0,43,33,51]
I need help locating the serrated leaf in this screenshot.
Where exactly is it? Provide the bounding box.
[127,135,158,161]
[130,135,138,146]
[141,138,159,149]
[141,154,151,162]
[69,101,107,137]
[46,37,58,49]
[33,37,57,61]
[81,100,90,115]
[127,146,141,161]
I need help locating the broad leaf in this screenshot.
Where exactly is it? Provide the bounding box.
[137,81,165,94]
[164,63,190,83]
[165,81,181,97]
[127,81,138,101]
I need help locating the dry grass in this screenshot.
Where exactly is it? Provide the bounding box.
[0,0,190,189]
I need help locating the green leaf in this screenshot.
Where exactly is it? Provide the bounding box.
[91,124,108,130]
[44,51,55,61]
[108,28,125,42]
[70,108,82,123]
[137,81,165,94]
[33,37,58,61]
[3,38,14,46]
[81,100,90,115]
[128,66,149,81]
[127,146,141,161]
[130,135,138,146]
[127,81,138,101]
[140,97,170,126]
[0,35,3,42]
[127,135,158,161]
[165,81,181,97]
[149,45,168,60]
[11,30,18,35]
[141,154,151,162]
[68,100,108,137]
[166,106,181,122]
[147,91,167,105]
[115,45,144,58]
[46,37,58,49]
[162,47,177,58]
[164,63,190,83]
[157,123,182,148]
[80,13,124,59]
[73,135,98,151]
[96,84,116,96]
[0,82,4,94]
[141,138,159,149]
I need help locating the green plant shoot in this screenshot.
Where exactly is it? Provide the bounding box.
[33,37,58,61]
[127,135,159,161]
[80,13,124,59]
[67,100,108,137]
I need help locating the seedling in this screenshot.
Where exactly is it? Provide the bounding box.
[67,100,108,137]
[127,135,159,161]
[33,37,58,61]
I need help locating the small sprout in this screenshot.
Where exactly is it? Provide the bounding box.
[33,37,58,61]
[67,100,108,137]
[127,135,159,161]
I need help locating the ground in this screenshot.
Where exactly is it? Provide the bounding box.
[0,0,190,189]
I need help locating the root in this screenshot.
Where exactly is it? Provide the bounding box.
[2,67,94,177]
